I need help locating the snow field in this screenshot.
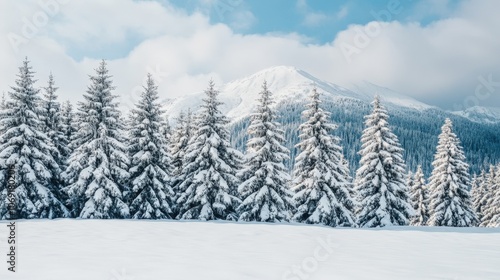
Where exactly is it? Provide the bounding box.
[0,220,499,280]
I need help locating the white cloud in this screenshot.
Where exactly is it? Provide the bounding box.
[0,0,499,111]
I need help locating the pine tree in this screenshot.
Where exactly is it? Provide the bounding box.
[0,58,68,219]
[406,171,414,194]
[40,74,71,170]
[176,80,241,221]
[128,74,174,219]
[471,170,486,221]
[427,118,478,227]
[170,110,196,179]
[60,100,77,151]
[410,166,429,226]
[480,165,499,227]
[292,88,356,227]
[0,94,9,134]
[162,117,172,145]
[169,110,195,214]
[486,165,500,227]
[238,81,294,222]
[0,93,7,110]
[355,96,412,227]
[62,60,130,219]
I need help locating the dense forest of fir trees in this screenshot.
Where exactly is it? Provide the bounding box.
[0,58,499,228]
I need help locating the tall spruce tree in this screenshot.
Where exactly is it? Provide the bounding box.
[176,80,241,221]
[292,88,356,227]
[427,118,478,227]
[355,96,412,227]
[63,60,130,219]
[406,171,414,195]
[128,74,174,219]
[471,170,486,221]
[237,81,294,222]
[169,110,193,187]
[410,165,429,226]
[60,100,77,151]
[0,59,68,219]
[0,93,7,110]
[41,74,71,170]
[480,165,500,227]
[486,165,500,227]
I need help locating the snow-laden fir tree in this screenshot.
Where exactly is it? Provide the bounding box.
[406,171,414,194]
[355,96,412,228]
[0,94,7,110]
[340,155,356,203]
[0,59,68,219]
[161,117,172,145]
[237,81,295,222]
[62,60,130,219]
[471,171,486,221]
[410,165,429,226]
[479,165,499,227]
[486,165,500,227]
[40,74,71,170]
[60,100,77,150]
[169,110,194,180]
[0,94,9,134]
[128,74,174,219]
[169,109,195,214]
[176,80,242,221]
[292,88,356,227]
[427,118,478,227]
[161,116,174,178]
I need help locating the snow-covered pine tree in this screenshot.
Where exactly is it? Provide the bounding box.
[407,171,414,198]
[128,74,174,219]
[486,165,500,227]
[0,94,9,134]
[40,74,71,170]
[471,169,487,223]
[169,110,195,202]
[163,117,174,177]
[292,88,356,227]
[480,165,499,227]
[355,96,412,228]
[62,60,130,219]
[170,110,196,177]
[0,58,69,219]
[237,81,294,222]
[161,117,172,145]
[0,93,6,110]
[410,165,429,226]
[176,80,241,221]
[340,155,356,207]
[427,118,478,227]
[60,100,78,151]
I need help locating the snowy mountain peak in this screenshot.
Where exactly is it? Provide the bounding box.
[452,106,500,124]
[164,66,434,122]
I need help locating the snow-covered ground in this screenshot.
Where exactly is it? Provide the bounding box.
[0,220,499,280]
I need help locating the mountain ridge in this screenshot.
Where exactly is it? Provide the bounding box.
[164,65,436,122]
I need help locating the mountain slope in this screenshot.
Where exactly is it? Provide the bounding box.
[453,106,500,124]
[164,66,430,122]
[164,66,500,176]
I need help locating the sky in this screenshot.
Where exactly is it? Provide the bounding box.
[0,0,499,111]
